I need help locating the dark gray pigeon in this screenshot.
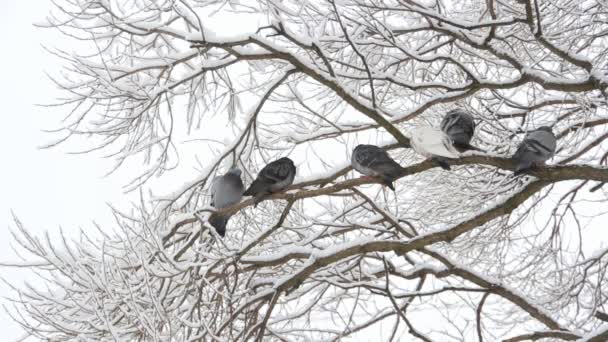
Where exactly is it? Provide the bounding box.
[440,109,482,153]
[209,168,245,237]
[512,126,556,175]
[351,144,405,191]
[243,157,296,206]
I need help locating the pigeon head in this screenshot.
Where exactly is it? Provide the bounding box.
[446,109,466,117]
[446,109,473,120]
[354,144,372,149]
[277,157,294,166]
[536,126,553,133]
[445,109,475,126]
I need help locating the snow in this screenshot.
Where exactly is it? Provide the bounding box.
[314,237,373,259]
[243,237,375,266]
[166,212,198,228]
[185,28,252,43]
[283,25,313,46]
[579,326,608,341]
[11,1,608,341]
[153,78,278,209]
[522,67,588,85]
[292,161,350,185]
[241,245,313,264]
[272,257,315,289]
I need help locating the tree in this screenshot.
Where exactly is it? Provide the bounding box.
[7,0,608,340]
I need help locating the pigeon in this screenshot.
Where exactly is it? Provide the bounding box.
[209,168,245,237]
[243,157,296,206]
[351,144,405,191]
[440,109,483,153]
[512,126,556,175]
[410,126,460,170]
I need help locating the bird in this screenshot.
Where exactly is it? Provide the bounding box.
[243,157,296,206]
[209,167,245,237]
[440,109,483,153]
[410,126,460,170]
[351,144,405,191]
[512,126,556,175]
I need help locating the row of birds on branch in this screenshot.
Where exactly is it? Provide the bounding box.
[208,110,557,237]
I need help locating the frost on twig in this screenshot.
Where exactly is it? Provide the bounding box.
[6,0,608,340]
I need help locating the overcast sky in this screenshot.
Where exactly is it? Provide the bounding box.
[0,2,261,339]
[0,1,136,339]
[1,1,606,340]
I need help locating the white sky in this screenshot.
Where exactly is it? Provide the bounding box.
[0,3,263,339]
[0,1,134,338]
[0,1,605,340]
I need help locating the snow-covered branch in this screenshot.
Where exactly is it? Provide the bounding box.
[6,0,608,340]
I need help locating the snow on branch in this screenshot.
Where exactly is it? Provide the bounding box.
[6,0,608,340]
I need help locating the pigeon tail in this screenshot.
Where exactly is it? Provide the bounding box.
[385,165,406,180]
[513,159,533,176]
[381,178,396,191]
[209,214,229,237]
[252,194,270,208]
[433,157,451,171]
[243,179,268,197]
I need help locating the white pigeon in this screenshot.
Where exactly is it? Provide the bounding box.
[410,126,460,170]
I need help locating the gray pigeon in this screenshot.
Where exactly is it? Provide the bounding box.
[512,126,556,175]
[351,144,405,191]
[209,168,244,237]
[440,109,482,153]
[243,157,296,206]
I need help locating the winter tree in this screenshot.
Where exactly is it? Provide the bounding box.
[6,0,608,340]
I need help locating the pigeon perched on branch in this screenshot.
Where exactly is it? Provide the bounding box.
[410,126,460,170]
[512,126,556,175]
[440,109,483,153]
[351,144,405,191]
[243,157,296,206]
[209,168,245,237]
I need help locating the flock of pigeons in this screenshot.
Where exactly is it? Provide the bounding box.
[209,110,557,237]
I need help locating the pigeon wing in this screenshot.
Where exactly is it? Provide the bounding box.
[366,152,403,178]
[353,145,379,168]
[212,173,244,209]
[528,131,556,157]
[260,160,291,184]
[515,130,556,160]
[441,110,475,146]
[412,127,460,159]
[210,176,221,207]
